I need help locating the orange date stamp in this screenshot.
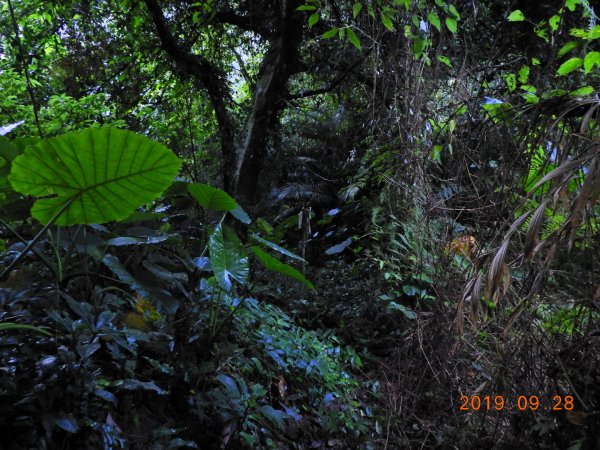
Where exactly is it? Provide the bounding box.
[459,395,575,412]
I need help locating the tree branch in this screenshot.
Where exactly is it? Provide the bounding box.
[180,0,273,37]
[143,0,237,191]
[212,10,272,37]
[287,55,366,100]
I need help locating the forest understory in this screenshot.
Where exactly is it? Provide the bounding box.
[0,0,598,449]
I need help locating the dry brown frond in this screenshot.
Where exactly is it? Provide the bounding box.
[459,96,600,329]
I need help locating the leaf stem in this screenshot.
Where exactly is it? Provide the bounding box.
[0,196,78,281]
[0,217,57,278]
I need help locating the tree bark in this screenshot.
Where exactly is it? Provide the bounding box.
[143,0,303,208]
[232,0,303,205]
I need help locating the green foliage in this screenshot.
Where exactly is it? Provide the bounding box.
[369,206,438,304]
[209,224,249,291]
[251,233,306,261]
[0,122,364,448]
[252,246,314,290]
[583,51,600,73]
[507,10,525,22]
[346,27,362,50]
[9,127,182,226]
[0,321,52,336]
[1,0,599,447]
[0,136,23,208]
[557,57,583,76]
[231,299,371,440]
[536,303,599,335]
[187,182,238,211]
[187,182,251,223]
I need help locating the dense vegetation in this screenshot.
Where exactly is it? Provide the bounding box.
[0,0,598,448]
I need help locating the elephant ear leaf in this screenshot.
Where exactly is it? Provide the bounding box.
[0,137,20,202]
[0,137,33,220]
[187,182,251,224]
[208,225,249,291]
[187,183,237,211]
[8,127,181,226]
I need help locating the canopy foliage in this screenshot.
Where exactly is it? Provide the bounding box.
[0,0,598,448]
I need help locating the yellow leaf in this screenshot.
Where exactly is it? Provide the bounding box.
[122,312,152,331]
[445,235,478,259]
[135,296,161,322]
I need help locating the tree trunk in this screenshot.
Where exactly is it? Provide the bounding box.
[233,0,303,205]
[144,0,303,209]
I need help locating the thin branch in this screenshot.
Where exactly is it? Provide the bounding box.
[7,0,43,138]
[143,0,237,189]
[213,10,272,37]
[287,55,366,100]
[180,0,273,37]
[143,0,232,116]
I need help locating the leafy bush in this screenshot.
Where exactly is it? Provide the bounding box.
[0,125,373,449]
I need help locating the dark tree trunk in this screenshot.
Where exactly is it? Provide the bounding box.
[144,0,303,209]
[232,0,303,206]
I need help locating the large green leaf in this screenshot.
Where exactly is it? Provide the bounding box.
[187,182,251,223]
[251,246,314,290]
[187,182,237,211]
[209,225,249,291]
[0,137,20,203]
[0,137,32,220]
[8,127,181,225]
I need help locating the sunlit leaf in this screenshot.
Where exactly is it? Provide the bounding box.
[569,86,594,96]
[445,17,457,33]
[427,12,441,31]
[9,127,181,226]
[251,234,306,261]
[548,15,560,32]
[518,65,530,84]
[381,13,394,31]
[558,41,579,58]
[448,4,460,20]
[557,57,583,76]
[504,73,516,91]
[507,10,525,21]
[437,55,452,66]
[346,28,361,49]
[584,51,600,73]
[565,0,580,11]
[324,237,353,255]
[322,27,338,39]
